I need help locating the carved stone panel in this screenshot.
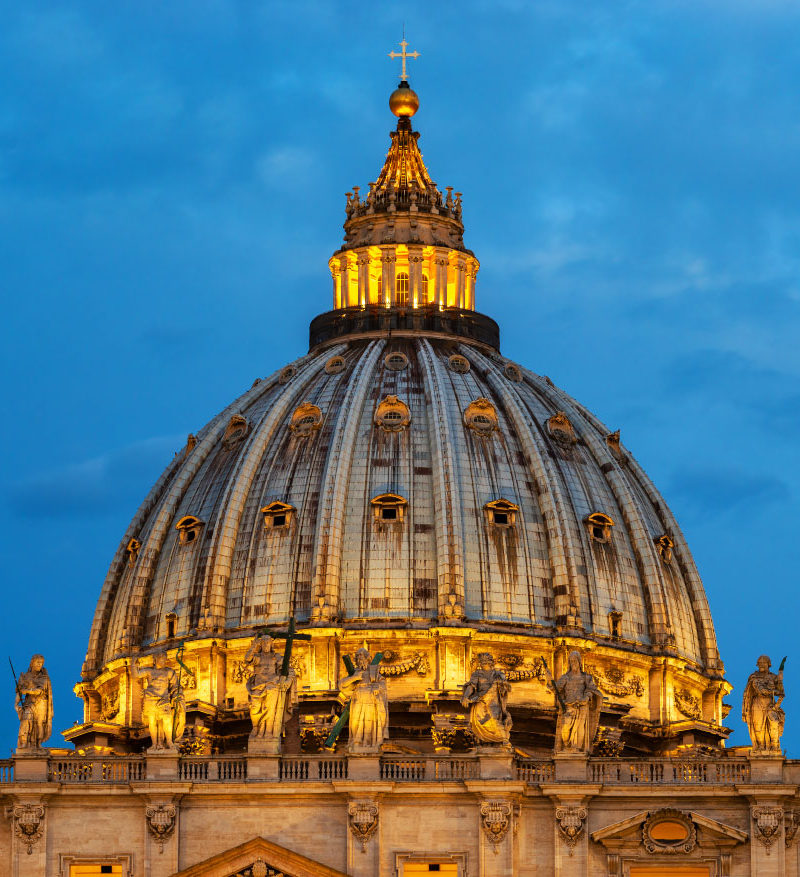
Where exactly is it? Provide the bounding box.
[556,806,587,854]
[146,803,177,853]
[348,801,379,852]
[753,806,783,852]
[7,803,45,855]
[480,801,512,851]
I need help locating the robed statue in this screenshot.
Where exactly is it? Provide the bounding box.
[549,650,602,753]
[244,633,297,746]
[339,647,389,754]
[15,654,53,750]
[460,652,512,745]
[132,650,185,750]
[742,655,785,753]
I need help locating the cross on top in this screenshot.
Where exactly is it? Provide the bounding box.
[388,39,419,82]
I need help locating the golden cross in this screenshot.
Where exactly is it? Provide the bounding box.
[388,39,419,82]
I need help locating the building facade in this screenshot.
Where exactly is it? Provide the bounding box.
[2,63,797,877]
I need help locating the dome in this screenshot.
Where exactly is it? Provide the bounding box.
[75,78,728,757]
[84,337,719,671]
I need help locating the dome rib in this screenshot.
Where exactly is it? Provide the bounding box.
[309,340,385,623]
[202,345,347,632]
[419,340,466,622]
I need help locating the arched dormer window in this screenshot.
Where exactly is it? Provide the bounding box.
[262,500,295,530]
[222,414,249,447]
[176,515,204,545]
[395,272,409,306]
[484,498,519,528]
[371,493,408,523]
[586,512,614,544]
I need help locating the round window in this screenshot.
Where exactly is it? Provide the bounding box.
[504,362,522,382]
[374,395,411,432]
[325,356,346,375]
[289,403,323,436]
[448,354,470,374]
[279,366,296,384]
[384,352,409,371]
[463,398,498,435]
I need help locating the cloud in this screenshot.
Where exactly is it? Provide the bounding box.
[8,434,185,519]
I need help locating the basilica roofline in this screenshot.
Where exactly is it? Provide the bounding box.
[308,304,499,352]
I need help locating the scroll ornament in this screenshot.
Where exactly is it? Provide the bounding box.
[556,807,587,854]
[348,802,379,852]
[146,803,177,853]
[480,801,512,852]
[7,803,45,855]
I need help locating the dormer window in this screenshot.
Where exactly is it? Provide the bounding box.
[655,533,674,563]
[547,411,576,445]
[126,538,141,567]
[395,272,409,306]
[371,493,407,523]
[606,429,626,463]
[464,398,498,435]
[262,501,295,530]
[289,402,323,436]
[222,414,249,447]
[279,366,296,384]
[485,498,519,528]
[176,515,204,545]
[609,609,623,640]
[586,512,614,544]
[448,354,470,374]
[504,362,522,382]
[165,612,177,639]
[325,355,346,375]
[374,395,411,432]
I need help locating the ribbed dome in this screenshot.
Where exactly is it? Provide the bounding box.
[83,335,721,677]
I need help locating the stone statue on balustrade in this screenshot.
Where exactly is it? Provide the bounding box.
[244,633,297,753]
[131,650,185,751]
[14,654,53,751]
[548,650,602,754]
[339,647,389,754]
[460,652,512,746]
[742,655,786,754]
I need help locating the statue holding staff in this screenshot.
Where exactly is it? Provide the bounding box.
[245,633,297,744]
[131,649,185,750]
[547,650,602,753]
[339,647,389,754]
[14,654,53,750]
[460,652,512,745]
[742,655,786,753]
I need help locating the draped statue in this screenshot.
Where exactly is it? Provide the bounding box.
[132,650,185,750]
[245,634,297,749]
[549,650,602,753]
[339,648,389,754]
[460,652,512,745]
[15,655,53,750]
[742,655,785,754]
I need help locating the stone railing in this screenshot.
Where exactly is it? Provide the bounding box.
[516,759,555,784]
[48,757,145,784]
[0,760,13,783]
[380,757,480,781]
[178,756,247,782]
[279,757,348,781]
[589,758,751,785]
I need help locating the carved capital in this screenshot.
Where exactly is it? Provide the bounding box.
[348,801,379,852]
[480,800,512,852]
[753,806,783,852]
[145,803,177,853]
[7,803,45,855]
[555,806,586,854]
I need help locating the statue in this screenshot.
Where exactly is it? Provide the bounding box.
[460,652,512,745]
[742,655,785,753]
[132,650,185,751]
[14,655,53,750]
[244,633,297,747]
[339,647,389,753]
[548,650,602,753]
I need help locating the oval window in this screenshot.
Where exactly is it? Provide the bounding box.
[649,820,690,843]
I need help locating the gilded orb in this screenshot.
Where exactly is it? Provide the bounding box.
[389,81,419,118]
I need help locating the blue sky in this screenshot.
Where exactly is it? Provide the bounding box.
[1,0,799,754]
